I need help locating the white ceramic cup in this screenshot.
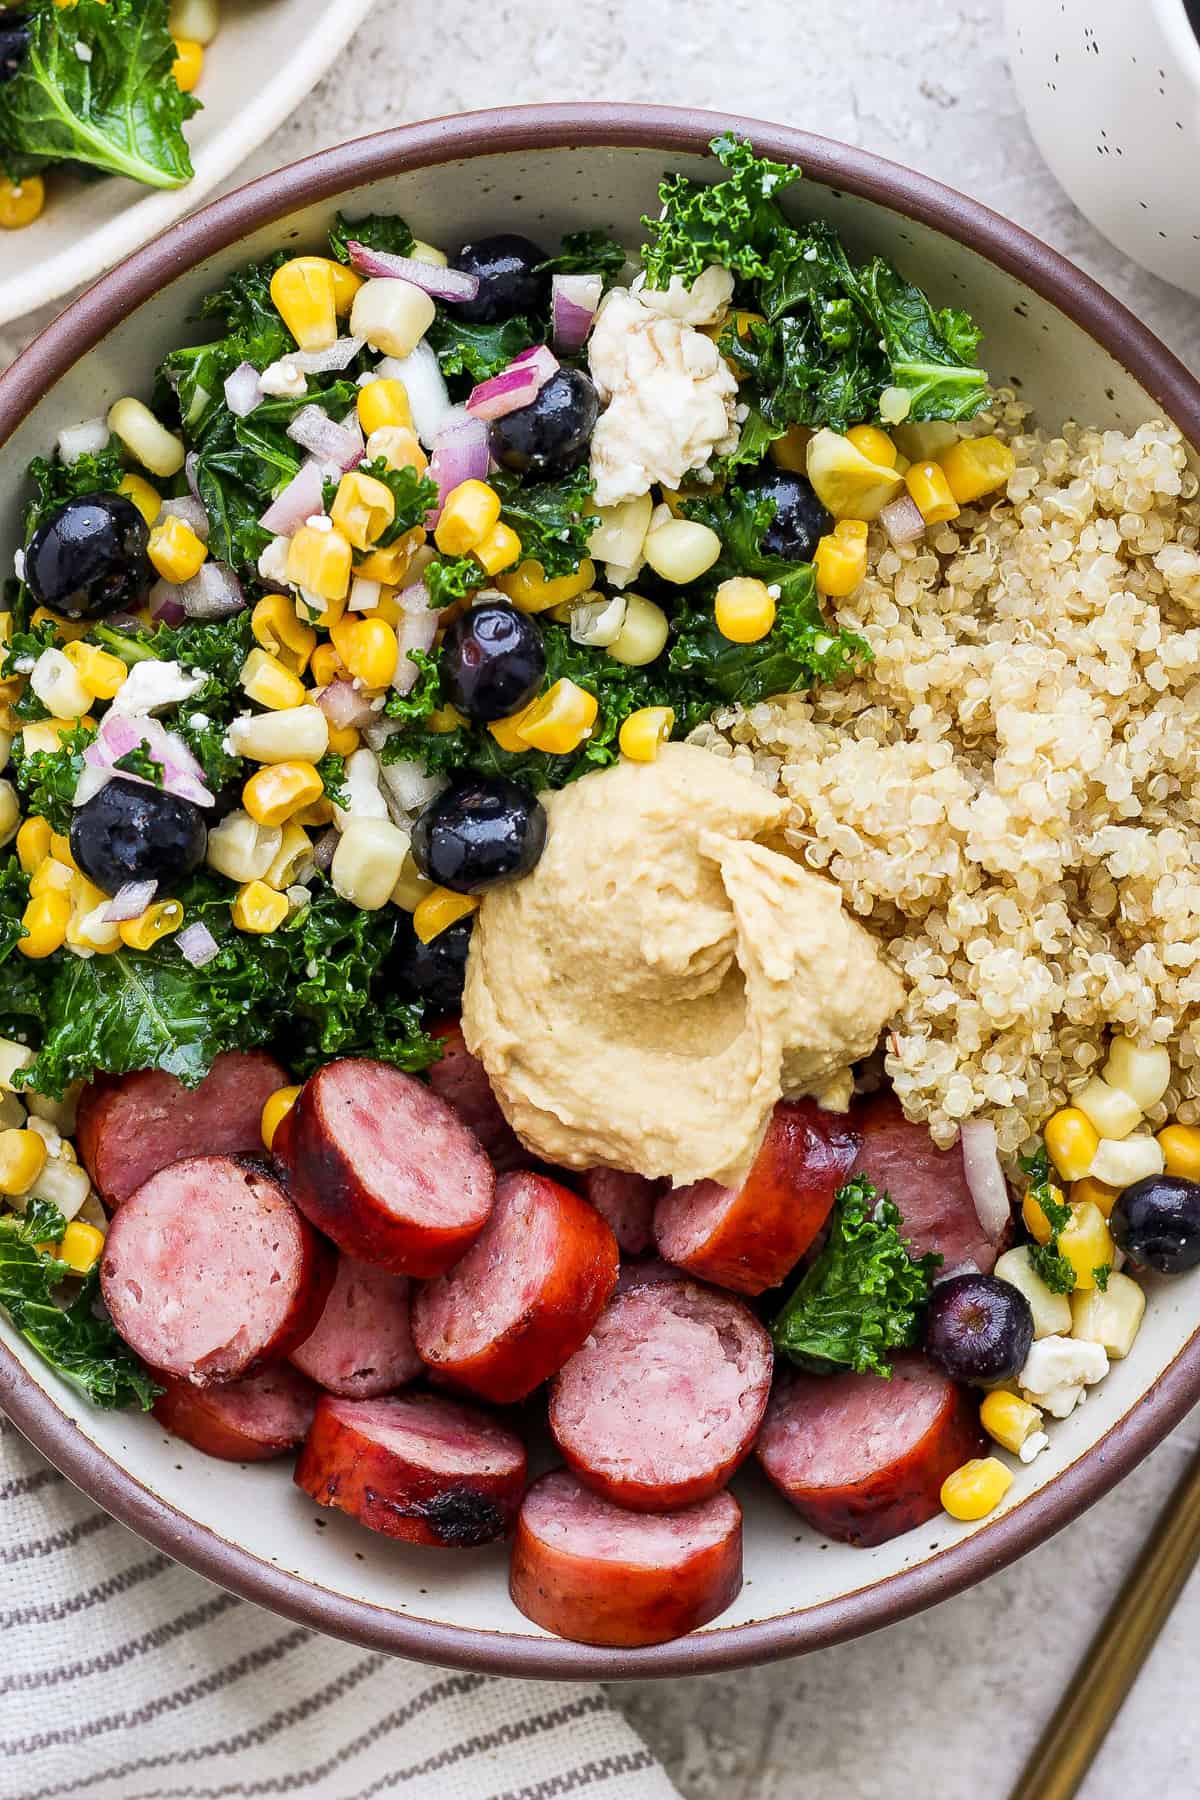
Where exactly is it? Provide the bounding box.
[1005,0,1200,296]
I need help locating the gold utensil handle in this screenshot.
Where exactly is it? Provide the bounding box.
[1010,1440,1200,1800]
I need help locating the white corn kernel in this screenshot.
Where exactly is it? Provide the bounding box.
[0,1039,34,1091]
[993,1246,1073,1339]
[348,576,383,613]
[205,809,283,884]
[107,398,185,478]
[168,0,219,43]
[0,780,17,849]
[570,593,627,648]
[226,705,329,765]
[642,518,722,585]
[608,593,669,667]
[1104,1037,1172,1111]
[1070,1273,1146,1360]
[25,1084,79,1134]
[588,494,654,571]
[0,1091,26,1131]
[1089,1134,1164,1188]
[331,817,409,911]
[1072,1076,1142,1141]
[350,280,436,359]
[333,747,389,830]
[30,648,91,721]
[32,1156,92,1223]
[410,239,448,267]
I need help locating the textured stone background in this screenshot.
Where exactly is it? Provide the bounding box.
[3,2,1199,1793]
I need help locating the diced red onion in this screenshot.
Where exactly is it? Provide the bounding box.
[223,361,263,418]
[509,343,560,384]
[375,345,453,446]
[465,364,539,422]
[58,417,110,464]
[959,1119,1012,1242]
[426,417,489,522]
[103,879,157,924]
[393,592,439,695]
[259,459,326,535]
[551,273,603,352]
[176,560,246,620]
[346,241,480,303]
[155,495,210,541]
[312,827,340,873]
[286,405,363,470]
[149,582,187,627]
[177,922,219,968]
[880,493,926,547]
[73,763,113,808]
[285,336,364,375]
[317,678,376,731]
[184,451,202,502]
[85,714,214,810]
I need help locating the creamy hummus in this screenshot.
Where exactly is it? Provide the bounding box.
[461,744,904,1187]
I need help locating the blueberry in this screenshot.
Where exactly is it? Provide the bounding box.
[25,492,152,620]
[1112,1175,1200,1274]
[743,469,832,561]
[0,18,30,83]
[451,234,549,324]
[489,369,599,480]
[440,601,546,724]
[70,777,207,896]
[923,1273,1034,1385]
[392,913,473,1014]
[410,775,547,894]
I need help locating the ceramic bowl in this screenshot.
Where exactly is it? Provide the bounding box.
[2,106,1200,1678]
[0,0,378,328]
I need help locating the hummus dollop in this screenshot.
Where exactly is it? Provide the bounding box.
[461,744,904,1187]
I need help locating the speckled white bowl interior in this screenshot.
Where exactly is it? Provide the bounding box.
[1,108,1199,1677]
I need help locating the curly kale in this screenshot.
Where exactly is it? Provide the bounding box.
[641,134,799,289]
[9,721,95,837]
[328,210,415,264]
[492,466,598,579]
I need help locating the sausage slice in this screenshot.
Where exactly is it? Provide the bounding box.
[275,1058,495,1277]
[100,1155,333,1386]
[510,1471,743,1647]
[153,1364,319,1462]
[294,1392,527,1547]
[76,1050,289,1207]
[289,1255,422,1399]
[412,1171,618,1403]
[428,1019,527,1173]
[582,1168,662,1256]
[851,1092,1004,1274]
[756,1352,986,1546]
[654,1100,860,1295]
[548,1278,772,1511]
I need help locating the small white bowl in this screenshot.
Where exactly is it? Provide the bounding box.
[0,0,377,328]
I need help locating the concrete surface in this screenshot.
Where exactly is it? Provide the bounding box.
[3,2,1198,1794]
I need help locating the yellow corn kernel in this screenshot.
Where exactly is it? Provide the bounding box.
[107,398,185,479]
[286,524,352,605]
[309,643,347,688]
[262,822,312,891]
[261,1085,302,1152]
[330,615,399,689]
[1045,1107,1101,1183]
[28,606,89,646]
[488,705,536,752]
[22,717,96,755]
[1070,1176,1119,1220]
[516,679,599,754]
[118,900,185,951]
[391,851,433,912]
[939,434,1017,505]
[1157,1124,1200,1183]
[814,520,870,599]
[331,470,396,553]
[365,425,429,476]
[426,704,466,735]
[117,472,162,525]
[1022,1182,1066,1246]
[269,256,338,353]
[619,705,675,763]
[0,1128,47,1195]
[49,832,77,870]
[357,378,412,435]
[327,262,363,317]
[29,859,74,898]
[16,816,51,876]
[473,521,522,577]
[18,890,70,958]
[715,576,776,644]
[326,723,360,757]
[435,481,502,556]
[148,513,208,584]
[769,424,812,474]
[291,797,334,829]
[940,1457,1014,1522]
[846,424,898,468]
[56,1220,105,1275]
[1058,1200,1115,1291]
[980,1390,1044,1456]
[353,534,420,586]
[251,594,316,676]
[232,879,289,935]
[171,36,204,90]
[242,761,324,829]
[63,641,128,701]
[905,460,961,525]
[497,558,595,614]
[0,175,45,231]
[239,648,308,711]
[413,887,480,944]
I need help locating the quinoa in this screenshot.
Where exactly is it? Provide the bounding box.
[698,398,1200,1159]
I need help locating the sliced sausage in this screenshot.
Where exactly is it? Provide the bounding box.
[100,1155,333,1386]
[510,1470,743,1648]
[412,1171,618,1404]
[654,1100,860,1295]
[850,1092,1004,1274]
[289,1255,422,1399]
[756,1352,986,1547]
[548,1278,772,1511]
[153,1364,319,1462]
[428,1019,526,1173]
[294,1391,527,1547]
[275,1058,495,1277]
[76,1050,289,1207]
[582,1168,662,1256]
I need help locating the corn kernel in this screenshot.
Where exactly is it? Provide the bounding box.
[242,761,324,828]
[354,532,421,586]
[63,641,127,701]
[48,832,76,870]
[1044,1107,1100,1183]
[940,1456,1014,1522]
[118,472,162,525]
[1058,1200,1116,1291]
[487,705,536,752]
[1105,1037,1172,1111]
[326,723,360,757]
[270,257,338,353]
[330,615,399,689]
[327,261,363,316]
[261,1085,302,1152]
[980,1391,1044,1456]
[1070,1176,1119,1220]
[516,678,598,754]
[846,424,898,468]
[0,1128,47,1195]
[905,460,961,525]
[1070,1272,1146,1360]
[413,887,480,944]
[118,900,185,951]
[30,858,73,898]
[365,425,429,476]
[291,798,334,828]
[473,521,522,577]
[232,880,289,935]
[30,647,91,720]
[769,424,811,473]
[1089,1134,1164,1188]
[107,397,185,479]
[814,521,869,598]
[391,851,433,912]
[262,822,312,891]
[286,524,352,604]
[16,816,51,875]
[607,593,669,667]
[1072,1076,1141,1141]
[619,705,675,763]
[357,378,412,435]
[938,434,1016,505]
[22,717,95,755]
[331,470,396,552]
[350,279,436,360]
[330,817,410,911]
[227,705,329,766]
[309,643,346,688]
[435,481,502,557]
[57,1220,105,1275]
[0,175,45,231]
[251,594,317,676]
[28,606,89,646]
[643,519,722,585]
[715,576,775,644]
[1158,1124,1200,1182]
[148,514,208,584]
[239,648,308,711]
[426,704,466,735]
[18,890,70,959]
[171,36,204,91]
[497,558,595,614]
[1022,1183,1066,1246]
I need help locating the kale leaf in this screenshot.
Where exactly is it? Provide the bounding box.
[94,612,254,792]
[328,210,415,264]
[9,720,95,837]
[382,649,442,727]
[426,311,540,384]
[423,555,480,610]
[0,0,199,188]
[772,1175,941,1377]
[315,753,348,810]
[537,230,627,281]
[492,466,598,579]
[113,745,164,786]
[160,254,290,436]
[1030,1241,1076,1295]
[641,134,799,289]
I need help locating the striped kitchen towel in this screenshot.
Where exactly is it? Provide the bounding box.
[0,1417,679,1800]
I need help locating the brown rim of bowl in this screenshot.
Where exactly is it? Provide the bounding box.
[2,103,1200,1679]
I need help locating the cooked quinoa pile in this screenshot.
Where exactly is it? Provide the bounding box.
[698,400,1200,1158]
